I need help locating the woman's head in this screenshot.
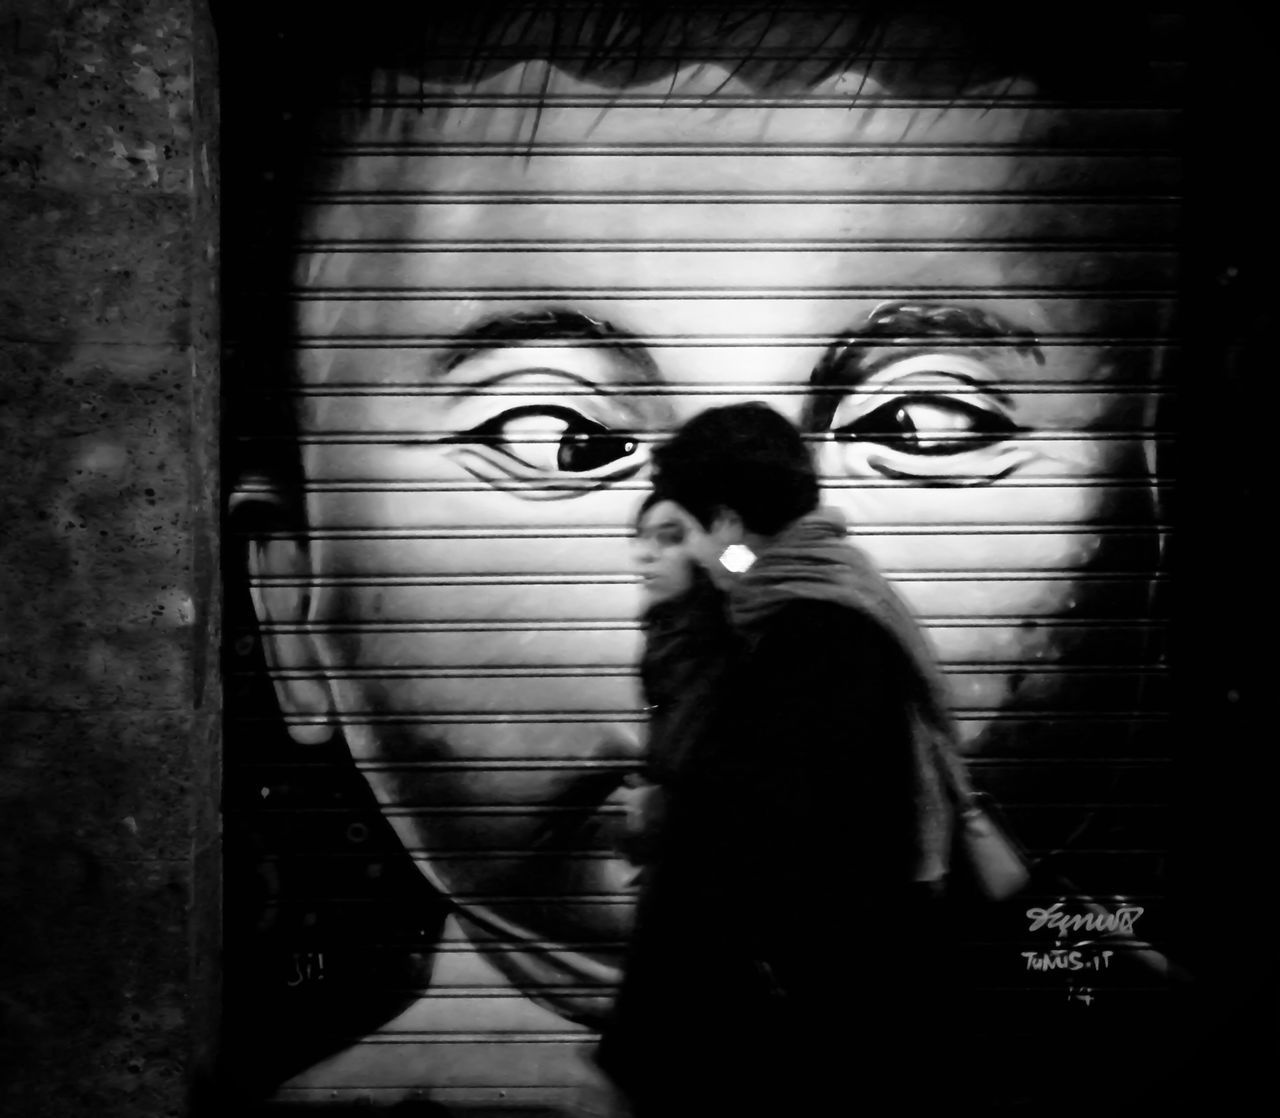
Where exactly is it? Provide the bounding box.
[633,494,702,606]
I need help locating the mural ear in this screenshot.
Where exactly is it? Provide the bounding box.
[233,487,335,746]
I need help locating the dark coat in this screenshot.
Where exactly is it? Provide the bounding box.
[597,594,946,1115]
[616,576,737,868]
[637,573,736,788]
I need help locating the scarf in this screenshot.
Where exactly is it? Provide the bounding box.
[727,507,957,884]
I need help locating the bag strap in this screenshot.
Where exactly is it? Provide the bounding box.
[919,709,1188,983]
[919,709,980,812]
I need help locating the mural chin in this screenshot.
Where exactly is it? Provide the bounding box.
[426,799,641,947]
[448,841,640,1025]
[337,711,644,964]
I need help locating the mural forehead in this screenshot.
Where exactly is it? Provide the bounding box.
[221,2,1180,1109]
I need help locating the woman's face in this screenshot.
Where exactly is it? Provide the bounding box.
[633,500,700,605]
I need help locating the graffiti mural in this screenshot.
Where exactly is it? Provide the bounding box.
[219,2,1193,1110]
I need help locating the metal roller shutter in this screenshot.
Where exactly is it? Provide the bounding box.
[219,3,1183,1110]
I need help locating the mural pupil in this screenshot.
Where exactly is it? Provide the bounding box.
[846,398,1014,455]
[557,419,637,473]
[470,408,637,472]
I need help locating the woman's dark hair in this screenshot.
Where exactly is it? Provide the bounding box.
[650,403,820,536]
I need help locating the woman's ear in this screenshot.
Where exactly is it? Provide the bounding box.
[231,483,334,745]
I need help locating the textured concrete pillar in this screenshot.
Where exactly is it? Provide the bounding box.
[0,1,218,1114]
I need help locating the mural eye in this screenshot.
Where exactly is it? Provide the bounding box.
[468,406,638,473]
[835,395,1020,456]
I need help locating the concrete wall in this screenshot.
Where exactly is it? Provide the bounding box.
[0,1,218,1114]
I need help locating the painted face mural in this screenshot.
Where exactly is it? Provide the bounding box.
[223,3,1177,1106]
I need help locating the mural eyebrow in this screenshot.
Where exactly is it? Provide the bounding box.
[435,307,661,380]
[802,301,1042,430]
[818,302,1044,380]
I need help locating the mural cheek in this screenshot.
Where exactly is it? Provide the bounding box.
[323,629,642,934]
[835,472,1110,747]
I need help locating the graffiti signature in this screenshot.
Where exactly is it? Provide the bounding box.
[1025,902,1144,939]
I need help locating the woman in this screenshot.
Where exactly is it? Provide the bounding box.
[617,492,737,870]
[594,403,958,1116]
[570,494,737,1118]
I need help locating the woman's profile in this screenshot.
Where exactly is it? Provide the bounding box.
[616,494,737,874]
